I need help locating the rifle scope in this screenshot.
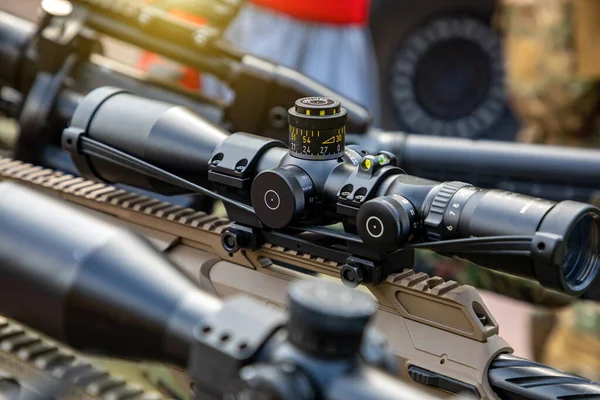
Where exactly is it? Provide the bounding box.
[0,181,432,400]
[60,88,600,297]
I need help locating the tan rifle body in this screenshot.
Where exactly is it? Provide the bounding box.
[0,157,512,399]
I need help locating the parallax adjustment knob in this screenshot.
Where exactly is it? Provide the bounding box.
[250,166,315,229]
[356,195,419,252]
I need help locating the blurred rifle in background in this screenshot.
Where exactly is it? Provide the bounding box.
[3,3,600,207]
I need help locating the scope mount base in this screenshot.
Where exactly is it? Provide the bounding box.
[220,221,415,287]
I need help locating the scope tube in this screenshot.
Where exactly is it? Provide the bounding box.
[64,87,229,194]
[0,181,220,366]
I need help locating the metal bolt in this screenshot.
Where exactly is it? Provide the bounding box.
[340,264,364,288]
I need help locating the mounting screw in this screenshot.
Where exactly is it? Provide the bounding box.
[210,153,224,167]
[340,264,364,288]
[221,229,248,253]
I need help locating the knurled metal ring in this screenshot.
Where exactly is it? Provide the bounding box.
[423,181,471,241]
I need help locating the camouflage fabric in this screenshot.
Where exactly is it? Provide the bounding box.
[414,251,571,306]
[499,0,600,146]
[542,301,600,381]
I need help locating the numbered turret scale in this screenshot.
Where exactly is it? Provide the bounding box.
[288,97,347,160]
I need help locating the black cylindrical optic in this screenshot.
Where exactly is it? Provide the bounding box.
[63,87,229,194]
[0,181,220,367]
[366,173,600,296]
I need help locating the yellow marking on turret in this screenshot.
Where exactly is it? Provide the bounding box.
[306,110,310,115]
[318,131,320,137]
[320,110,325,116]
[322,137,335,145]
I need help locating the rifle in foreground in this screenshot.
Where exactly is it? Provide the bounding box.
[0,181,599,399]
[61,88,600,300]
[0,181,435,400]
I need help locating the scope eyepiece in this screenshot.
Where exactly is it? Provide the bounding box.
[287,97,347,160]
